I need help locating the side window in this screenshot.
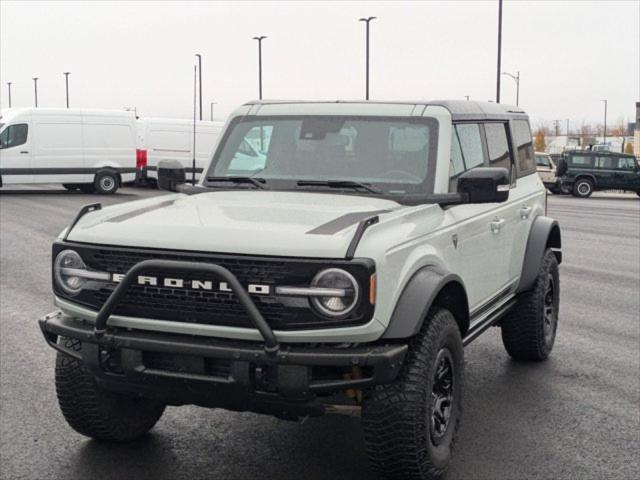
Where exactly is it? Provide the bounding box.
[616,157,636,170]
[596,156,613,169]
[484,123,511,172]
[456,124,484,169]
[512,120,535,175]
[569,155,593,167]
[535,155,550,167]
[0,124,29,149]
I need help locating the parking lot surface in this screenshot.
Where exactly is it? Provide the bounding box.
[1,186,639,480]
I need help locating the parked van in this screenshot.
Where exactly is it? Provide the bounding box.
[0,108,137,193]
[136,118,224,184]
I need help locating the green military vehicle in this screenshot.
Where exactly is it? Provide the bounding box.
[557,150,640,197]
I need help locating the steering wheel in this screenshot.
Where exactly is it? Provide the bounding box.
[381,170,422,182]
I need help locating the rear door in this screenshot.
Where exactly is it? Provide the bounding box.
[613,156,640,191]
[0,121,32,184]
[594,155,616,189]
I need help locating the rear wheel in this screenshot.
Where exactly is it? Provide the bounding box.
[94,171,119,194]
[362,308,463,480]
[572,178,594,198]
[501,249,559,361]
[55,337,165,442]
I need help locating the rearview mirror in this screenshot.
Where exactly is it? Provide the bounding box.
[157,160,186,191]
[457,167,510,204]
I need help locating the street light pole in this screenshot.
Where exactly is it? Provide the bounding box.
[63,72,70,108]
[566,119,570,136]
[603,101,608,144]
[195,54,202,121]
[501,71,519,105]
[33,77,39,107]
[252,36,267,100]
[358,16,376,100]
[7,82,11,108]
[192,64,197,185]
[496,0,503,103]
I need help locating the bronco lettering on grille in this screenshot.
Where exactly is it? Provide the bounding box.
[109,273,272,295]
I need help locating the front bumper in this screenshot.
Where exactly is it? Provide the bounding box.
[39,311,407,418]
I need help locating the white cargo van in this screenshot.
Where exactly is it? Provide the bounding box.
[0,108,137,194]
[136,118,224,184]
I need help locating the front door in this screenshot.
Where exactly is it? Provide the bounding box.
[0,122,32,184]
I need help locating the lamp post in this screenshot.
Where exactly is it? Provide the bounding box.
[210,102,217,121]
[601,99,607,145]
[358,16,376,100]
[195,54,202,121]
[464,95,470,101]
[501,71,519,105]
[33,77,39,107]
[63,72,70,108]
[496,0,503,103]
[6,82,11,108]
[252,36,267,100]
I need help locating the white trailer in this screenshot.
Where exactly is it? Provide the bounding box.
[136,118,224,184]
[0,108,137,193]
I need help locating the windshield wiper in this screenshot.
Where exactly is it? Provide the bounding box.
[296,180,382,194]
[206,176,267,189]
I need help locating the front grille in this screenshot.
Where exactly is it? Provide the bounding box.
[57,244,374,331]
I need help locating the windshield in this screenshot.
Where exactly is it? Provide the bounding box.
[206,116,438,195]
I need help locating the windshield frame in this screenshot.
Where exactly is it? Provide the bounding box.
[203,114,440,199]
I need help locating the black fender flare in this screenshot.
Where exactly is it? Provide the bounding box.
[382,266,468,339]
[573,174,598,187]
[516,215,562,293]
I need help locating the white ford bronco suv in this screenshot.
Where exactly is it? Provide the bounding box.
[40,100,562,480]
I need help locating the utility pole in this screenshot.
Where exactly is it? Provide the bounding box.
[602,99,607,144]
[252,36,267,99]
[6,82,11,108]
[566,119,570,136]
[63,72,70,108]
[496,0,503,103]
[33,77,39,107]
[358,16,376,100]
[195,54,202,121]
[192,64,197,185]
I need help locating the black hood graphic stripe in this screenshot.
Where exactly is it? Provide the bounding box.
[106,199,176,223]
[307,210,390,235]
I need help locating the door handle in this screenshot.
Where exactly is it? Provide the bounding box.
[490,218,505,234]
[519,206,532,219]
[20,151,29,154]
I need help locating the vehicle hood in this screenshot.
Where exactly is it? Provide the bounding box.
[66,191,403,258]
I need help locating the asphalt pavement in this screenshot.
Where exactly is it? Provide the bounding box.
[1,186,638,480]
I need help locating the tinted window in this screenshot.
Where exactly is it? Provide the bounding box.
[569,155,594,167]
[617,157,636,169]
[596,156,613,169]
[456,124,484,169]
[0,124,28,149]
[484,123,511,172]
[512,120,535,174]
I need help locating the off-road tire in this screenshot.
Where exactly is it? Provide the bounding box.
[501,249,559,361]
[55,337,165,442]
[94,171,119,194]
[62,184,79,191]
[78,184,96,194]
[362,308,464,480]
[572,178,594,198]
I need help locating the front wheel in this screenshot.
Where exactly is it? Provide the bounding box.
[55,337,165,442]
[362,308,464,480]
[501,249,560,361]
[94,171,119,194]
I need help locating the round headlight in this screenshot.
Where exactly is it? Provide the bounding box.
[54,249,87,295]
[310,268,359,317]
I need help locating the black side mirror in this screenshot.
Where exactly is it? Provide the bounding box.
[457,167,510,204]
[157,160,186,191]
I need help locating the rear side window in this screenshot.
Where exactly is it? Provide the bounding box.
[0,124,28,149]
[617,157,637,169]
[512,120,535,175]
[484,123,511,172]
[595,156,613,169]
[535,155,550,167]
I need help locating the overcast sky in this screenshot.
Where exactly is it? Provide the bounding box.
[1,1,638,129]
